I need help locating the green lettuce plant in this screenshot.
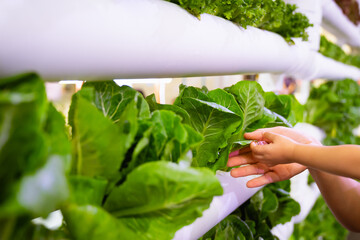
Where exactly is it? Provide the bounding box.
[305,79,360,145]
[319,36,360,68]
[158,81,302,172]
[165,0,313,43]
[0,74,305,240]
[64,81,222,240]
[0,73,71,240]
[292,197,348,240]
[149,81,303,239]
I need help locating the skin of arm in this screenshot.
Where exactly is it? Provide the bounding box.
[309,169,360,232]
[230,127,360,232]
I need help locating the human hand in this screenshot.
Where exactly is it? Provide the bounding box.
[248,131,297,165]
[244,126,317,145]
[228,149,306,188]
[228,127,320,188]
[245,126,322,165]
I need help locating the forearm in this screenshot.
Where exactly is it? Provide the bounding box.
[293,144,360,179]
[309,168,360,232]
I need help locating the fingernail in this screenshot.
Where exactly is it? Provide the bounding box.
[256,141,268,145]
[229,150,240,158]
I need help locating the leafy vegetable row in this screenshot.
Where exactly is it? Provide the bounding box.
[305,78,360,146]
[0,73,304,239]
[319,36,360,69]
[55,80,223,240]
[165,0,313,43]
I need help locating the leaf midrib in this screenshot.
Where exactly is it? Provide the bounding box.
[240,89,253,131]
[201,109,215,136]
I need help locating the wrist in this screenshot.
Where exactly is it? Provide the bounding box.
[285,142,298,163]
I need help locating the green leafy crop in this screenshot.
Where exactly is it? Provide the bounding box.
[0,75,304,240]
[152,81,302,239]
[0,73,71,240]
[319,36,360,68]
[168,81,302,172]
[64,81,222,240]
[165,0,312,43]
[292,196,348,240]
[305,79,360,145]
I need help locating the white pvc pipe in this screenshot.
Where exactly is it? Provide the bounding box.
[322,0,360,47]
[0,0,297,80]
[173,172,262,240]
[1,0,359,81]
[314,53,360,80]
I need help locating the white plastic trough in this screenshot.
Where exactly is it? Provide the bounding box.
[173,173,262,240]
[322,0,360,47]
[1,0,360,81]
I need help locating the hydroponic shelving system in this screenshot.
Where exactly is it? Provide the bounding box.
[0,0,359,239]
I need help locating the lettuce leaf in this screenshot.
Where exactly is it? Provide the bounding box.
[201,215,253,240]
[175,96,242,167]
[0,74,71,240]
[121,110,203,177]
[62,204,140,240]
[64,162,222,240]
[104,161,223,239]
[226,81,265,133]
[70,96,127,181]
[80,81,150,120]
[146,94,191,123]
